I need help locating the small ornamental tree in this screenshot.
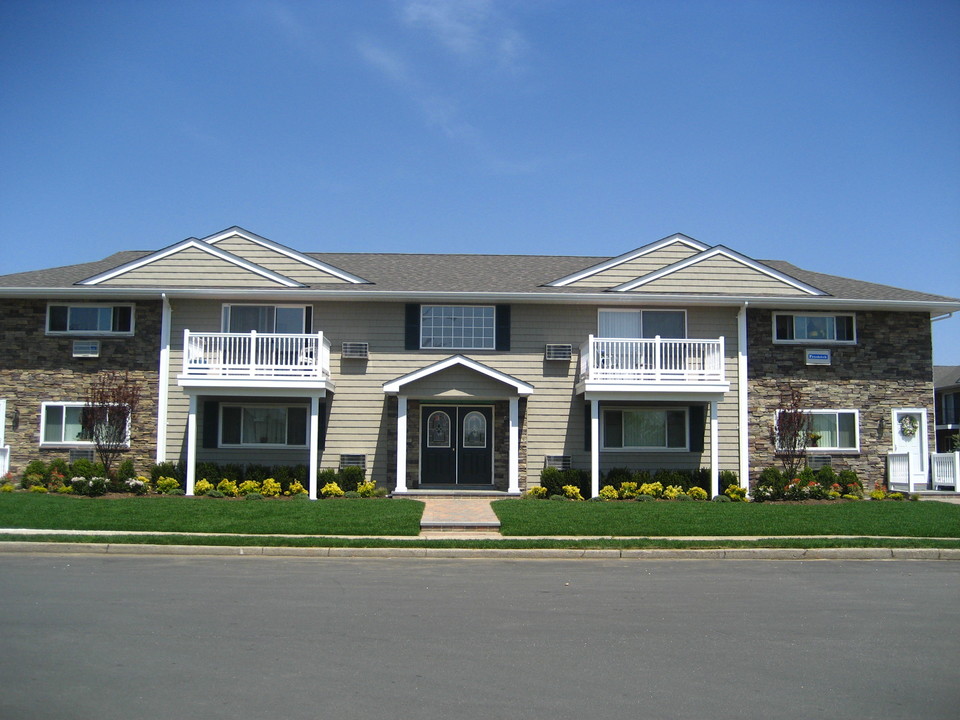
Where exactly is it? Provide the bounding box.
[769,383,810,478]
[81,371,142,479]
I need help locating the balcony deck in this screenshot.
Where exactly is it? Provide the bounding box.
[576,335,729,396]
[178,331,332,389]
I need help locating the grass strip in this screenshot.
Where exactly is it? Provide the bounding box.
[0,494,424,536]
[493,499,960,538]
[2,534,959,550]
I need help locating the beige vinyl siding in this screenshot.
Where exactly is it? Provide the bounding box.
[212,236,353,285]
[567,244,701,288]
[101,247,289,288]
[162,298,743,488]
[628,255,811,295]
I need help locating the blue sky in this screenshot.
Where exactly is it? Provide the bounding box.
[2,0,958,362]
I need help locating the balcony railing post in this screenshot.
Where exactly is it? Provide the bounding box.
[249,330,257,376]
[654,335,661,382]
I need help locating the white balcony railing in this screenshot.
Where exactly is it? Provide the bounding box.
[182,331,331,380]
[579,335,725,385]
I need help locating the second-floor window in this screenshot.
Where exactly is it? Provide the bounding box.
[221,305,311,334]
[47,304,134,335]
[598,309,686,338]
[420,305,495,349]
[774,313,855,343]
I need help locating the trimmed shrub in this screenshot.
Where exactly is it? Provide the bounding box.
[318,468,339,490]
[632,469,653,485]
[562,485,584,501]
[217,479,239,497]
[338,466,365,493]
[287,481,308,497]
[712,494,731,502]
[663,484,684,500]
[244,492,264,501]
[22,460,48,483]
[21,473,44,490]
[522,486,548,499]
[724,484,747,502]
[686,486,708,501]
[598,485,619,501]
[638,482,663,498]
[149,462,183,484]
[194,479,215,496]
[206,490,225,498]
[838,470,863,498]
[116,459,136,481]
[562,469,591,499]
[618,481,639,499]
[356,481,377,498]
[28,484,48,493]
[156,477,181,495]
[47,458,70,479]
[124,477,148,495]
[634,493,655,502]
[344,490,360,498]
[243,465,270,484]
[260,478,282,498]
[603,467,633,490]
[540,467,564,497]
[675,493,693,501]
[549,494,567,501]
[720,470,738,491]
[0,483,14,493]
[71,476,108,497]
[321,482,344,498]
[237,480,261,497]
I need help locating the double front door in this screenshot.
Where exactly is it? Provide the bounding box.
[421,405,493,485]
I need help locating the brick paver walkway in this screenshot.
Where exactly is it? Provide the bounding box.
[419,497,500,532]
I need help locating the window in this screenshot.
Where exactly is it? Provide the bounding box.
[47,304,133,335]
[40,402,130,447]
[221,305,311,334]
[776,409,859,451]
[420,305,495,349]
[219,405,308,447]
[939,392,960,425]
[773,313,855,343]
[598,309,686,338]
[602,408,688,450]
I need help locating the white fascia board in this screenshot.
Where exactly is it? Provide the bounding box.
[201,227,371,284]
[546,234,710,287]
[383,354,534,395]
[177,376,334,393]
[578,386,730,401]
[77,239,305,288]
[611,246,828,295]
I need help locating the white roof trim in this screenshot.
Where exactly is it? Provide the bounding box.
[611,245,828,295]
[202,226,370,284]
[382,355,534,395]
[78,239,305,287]
[546,234,709,287]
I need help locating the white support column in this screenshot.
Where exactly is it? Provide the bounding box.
[590,399,600,499]
[395,396,408,493]
[155,294,171,463]
[309,395,320,500]
[508,396,520,494]
[737,303,749,491]
[710,399,720,498]
[185,394,197,496]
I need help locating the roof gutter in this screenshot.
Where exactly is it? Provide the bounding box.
[1,287,958,313]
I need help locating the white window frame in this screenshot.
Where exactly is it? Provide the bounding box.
[772,312,856,345]
[775,408,860,452]
[46,303,135,336]
[597,308,687,338]
[420,305,496,350]
[218,404,309,448]
[220,304,310,334]
[39,401,131,447]
[601,406,689,452]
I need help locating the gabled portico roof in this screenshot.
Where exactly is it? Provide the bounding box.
[382,355,534,395]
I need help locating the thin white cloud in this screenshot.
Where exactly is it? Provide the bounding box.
[400,0,528,70]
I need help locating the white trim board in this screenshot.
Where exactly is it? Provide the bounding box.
[383,355,534,395]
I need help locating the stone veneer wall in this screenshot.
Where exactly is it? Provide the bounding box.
[747,309,933,488]
[0,299,162,475]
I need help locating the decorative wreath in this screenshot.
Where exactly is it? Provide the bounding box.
[899,415,919,438]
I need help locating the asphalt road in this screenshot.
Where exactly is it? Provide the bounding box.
[1,556,957,720]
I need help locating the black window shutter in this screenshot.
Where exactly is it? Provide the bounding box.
[405,304,420,350]
[319,400,328,452]
[689,405,706,453]
[584,402,592,452]
[202,401,219,449]
[304,306,313,334]
[495,305,511,351]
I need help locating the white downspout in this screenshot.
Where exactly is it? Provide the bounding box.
[738,302,749,491]
[156,293,172,463]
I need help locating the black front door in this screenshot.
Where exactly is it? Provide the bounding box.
[421,405,493,485]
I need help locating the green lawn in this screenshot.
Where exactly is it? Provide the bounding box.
[492,499,960,538]
[0,494,424,536]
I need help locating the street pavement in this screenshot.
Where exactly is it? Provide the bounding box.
[1,555,957,720]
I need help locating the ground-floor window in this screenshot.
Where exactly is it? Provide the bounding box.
[602,407,688,450]
[804,410,858,450]
[219,404,308,447]
[40,402,131,447]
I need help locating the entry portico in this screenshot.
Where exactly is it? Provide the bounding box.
[383,355,534,494]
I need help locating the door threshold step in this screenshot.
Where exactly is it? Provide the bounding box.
[395,490,520,498]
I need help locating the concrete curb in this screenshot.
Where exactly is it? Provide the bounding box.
[0,541,958,560]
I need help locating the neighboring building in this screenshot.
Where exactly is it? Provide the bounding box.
[1,227,957,497]
[934,365,960,452]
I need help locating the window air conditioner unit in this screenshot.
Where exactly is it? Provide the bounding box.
[69,449,95,462]
[342,342,369,359]
[545,344,572,361]
[544,455,572,471]
[73,340,101,358]
[339,454,367,471]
